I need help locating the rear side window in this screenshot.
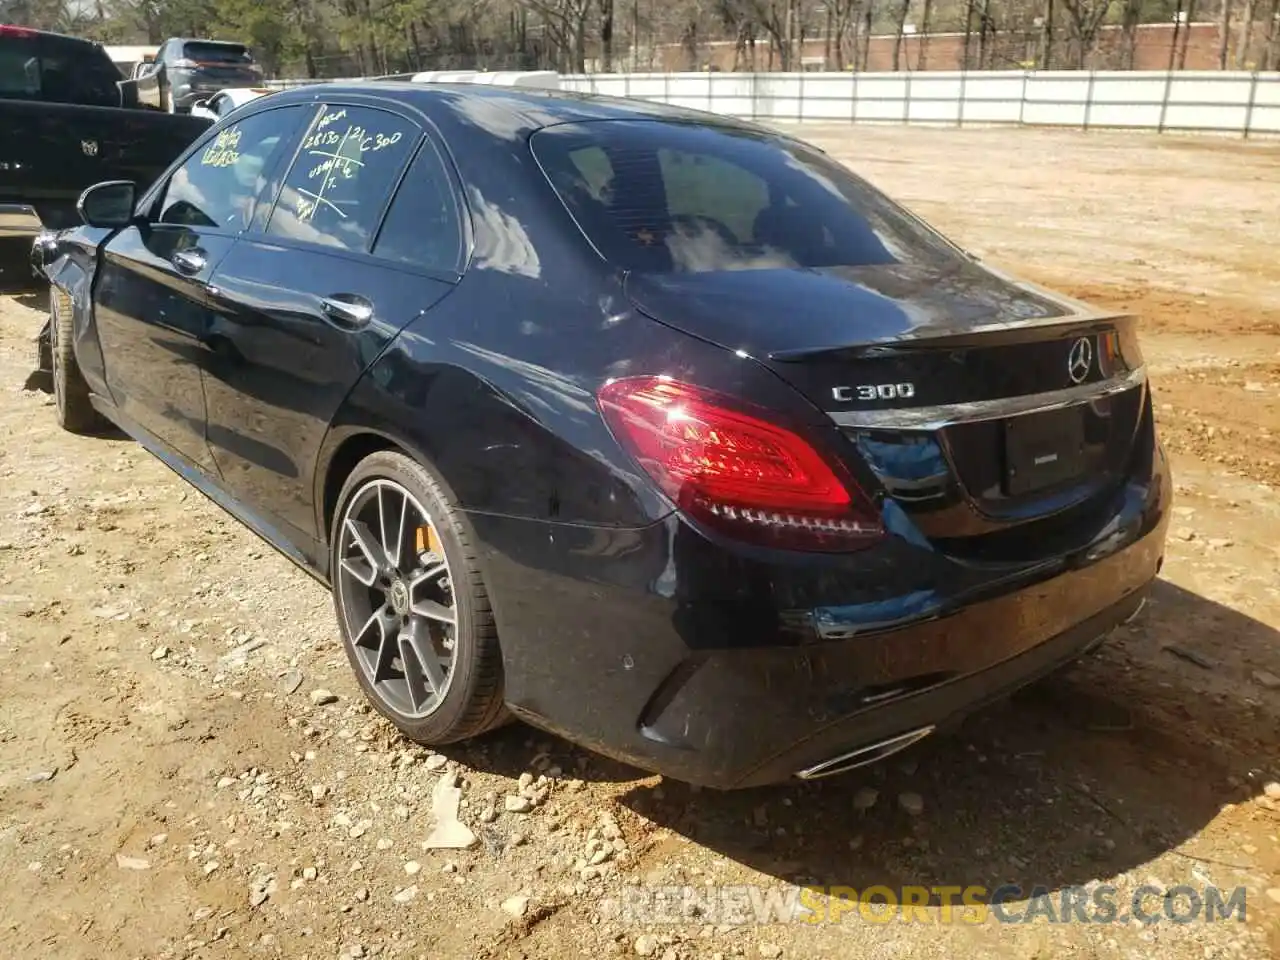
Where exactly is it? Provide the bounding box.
[531,120,963,274]
[0,33,120,106]
[267,105,419,253]
[0,36,40,97]
[372,140,463,274]
[181,42,254,64]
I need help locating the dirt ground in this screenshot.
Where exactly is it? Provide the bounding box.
[1,126,1278,960]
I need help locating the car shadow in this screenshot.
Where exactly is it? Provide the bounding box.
[12,286,49,310]
[23,369,52,393]
[457,579,1277,902]
[0,244,41,295]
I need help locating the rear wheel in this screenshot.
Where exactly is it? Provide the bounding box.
[50,290,104,433]
[330,451,506,744]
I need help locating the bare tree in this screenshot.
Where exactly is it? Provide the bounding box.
[81,0,1267,80]
[917,0,933,67]
[599,0,614,69]
[1264,0,1280,68]
[516,0,593,70]
[962,0,976,67]
[891,0,909,69]
[1219,0,1234,66]
[1178,0,1198,67]
[1236,0,1257,65]
[1169,0,1183,69]
[977,0,994,67]
[1060,0,1115,66]
[1119,0,1141,67]
[1040,0,1056,68]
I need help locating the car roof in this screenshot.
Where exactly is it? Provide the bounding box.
[221,87,269,101]
[262,81,763,140]
[0,25,105,50]
[174,38,250,46]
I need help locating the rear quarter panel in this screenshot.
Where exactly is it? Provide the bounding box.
[316,99,825,535]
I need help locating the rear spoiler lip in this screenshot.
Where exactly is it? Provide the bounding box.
[766,311,1134,362]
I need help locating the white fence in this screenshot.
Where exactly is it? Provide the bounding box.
[263,70,559,90]
[562,70,1280,137]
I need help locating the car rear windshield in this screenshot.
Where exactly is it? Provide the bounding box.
[530,119,964,274]
[0,31,121,106]
[183,42,254,64]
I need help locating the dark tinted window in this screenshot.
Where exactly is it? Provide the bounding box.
[372,140,462,273]
[531,120,964,274]
[0,34,40,97]
[159,107,304,230]
[0,33,120,106]
[181,41,253,64]
[42,39,121,105]
[267,106,418,253]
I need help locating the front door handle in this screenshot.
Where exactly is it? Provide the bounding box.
[172,249,206,275]
[320,294,374,328]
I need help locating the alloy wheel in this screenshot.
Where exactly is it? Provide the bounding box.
[335,479,457,719]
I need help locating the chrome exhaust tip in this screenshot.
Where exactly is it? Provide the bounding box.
[795,725,935,781]
[1122,596,1147,625]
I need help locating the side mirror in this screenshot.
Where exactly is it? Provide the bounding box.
[77,180,138,228]
[191,98,208,111]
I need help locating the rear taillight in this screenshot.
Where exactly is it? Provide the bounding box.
[0,24,36,37]
[598,376,883,552]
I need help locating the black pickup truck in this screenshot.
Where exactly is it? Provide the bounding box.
[0,25,211,252]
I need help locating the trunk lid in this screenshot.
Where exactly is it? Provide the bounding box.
[624,263,1151,558]
[623,260,1097,357]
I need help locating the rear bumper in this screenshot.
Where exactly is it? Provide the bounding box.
[690,582,1152,787]
[173,78,258,110]
[0,204,42,239]
[472,442,1171,789]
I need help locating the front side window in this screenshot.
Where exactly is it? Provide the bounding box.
[158,107,304,230]
[267,105,419,253]
[532,120,964,274]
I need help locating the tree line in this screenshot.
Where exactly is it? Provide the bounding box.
[2,0,1277,76]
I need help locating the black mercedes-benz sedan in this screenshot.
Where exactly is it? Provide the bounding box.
[37,82,1169,788]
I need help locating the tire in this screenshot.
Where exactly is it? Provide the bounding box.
[329,450,507,744]
[50,289,105,434]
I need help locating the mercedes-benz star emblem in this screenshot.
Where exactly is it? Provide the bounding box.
[389,579,409,616]
[1067,337,1093,385]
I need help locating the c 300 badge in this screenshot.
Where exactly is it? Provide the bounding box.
[81,139,99,157]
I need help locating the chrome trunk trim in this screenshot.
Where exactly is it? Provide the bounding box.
[828,366,1147,431]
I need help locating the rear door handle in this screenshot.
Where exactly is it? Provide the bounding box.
[172,249,206,275]
[320,294,374,328]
